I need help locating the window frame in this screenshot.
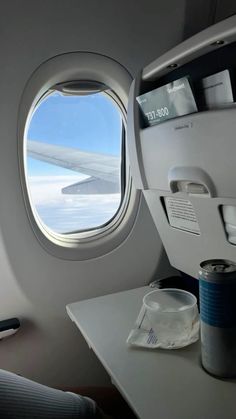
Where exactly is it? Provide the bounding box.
[18,52,141,260]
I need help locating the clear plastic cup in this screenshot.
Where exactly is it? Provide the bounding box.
[143,288,199,348]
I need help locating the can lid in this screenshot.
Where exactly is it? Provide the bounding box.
[200,259,236,274]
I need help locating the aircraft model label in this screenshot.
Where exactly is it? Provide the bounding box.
[136,77,197,127]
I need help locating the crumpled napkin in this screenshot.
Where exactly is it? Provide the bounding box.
[126,304,199,349]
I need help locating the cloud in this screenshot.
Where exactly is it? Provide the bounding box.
[28,175,121,233]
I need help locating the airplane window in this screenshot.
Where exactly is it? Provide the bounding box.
[25,87,124,235]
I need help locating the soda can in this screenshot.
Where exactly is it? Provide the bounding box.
[199,259,236,377]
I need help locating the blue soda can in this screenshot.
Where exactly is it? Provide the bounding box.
[199,259,236,377]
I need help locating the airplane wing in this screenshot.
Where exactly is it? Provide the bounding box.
[27,140,121,194]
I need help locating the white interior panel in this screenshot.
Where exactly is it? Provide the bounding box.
[128,15,236,280]
[140,108,236,198]
[0,0,191,386]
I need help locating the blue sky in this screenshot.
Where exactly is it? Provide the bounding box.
[27,91,122,176]
[25,91,122,233]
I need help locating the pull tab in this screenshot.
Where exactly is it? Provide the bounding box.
[212,264,228,272]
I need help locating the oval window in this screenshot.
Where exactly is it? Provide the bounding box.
[25,83,125,235]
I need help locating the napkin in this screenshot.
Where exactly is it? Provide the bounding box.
[126,304,199,349]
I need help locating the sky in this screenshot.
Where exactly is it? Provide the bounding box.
[26,91,123,233]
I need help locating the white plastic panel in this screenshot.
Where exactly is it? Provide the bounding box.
[0,0,184,387]
[222,205,236,244]
[143,190,236,278]
[140,107,236,198]
[128,16,236,278]
[143,15,236,80]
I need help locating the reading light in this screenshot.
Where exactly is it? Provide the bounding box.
[211,40,225,46]
[167,63,178,69]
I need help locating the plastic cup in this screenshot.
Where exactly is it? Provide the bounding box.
[143,288,198,348]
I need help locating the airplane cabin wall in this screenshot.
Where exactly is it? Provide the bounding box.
[0,0,226,387]
[214,0,236,22]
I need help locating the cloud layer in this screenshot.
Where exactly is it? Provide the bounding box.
[28,175,121,233]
